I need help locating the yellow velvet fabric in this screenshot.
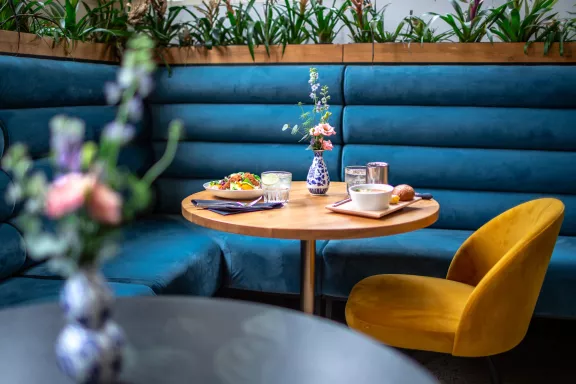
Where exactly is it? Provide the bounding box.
[346,198,565,357]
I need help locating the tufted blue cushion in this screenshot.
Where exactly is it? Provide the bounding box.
[23,216,223,296]
[344,65,576,107]
[342,145,576,194]
[343,106,576,151]
[151,65,345,105]
[0,277,154,310]
[0,106,116,156]
[151,104,344,145]
[322,230,576,318]
[0,224,25,281]
[187,222,327,294]
[0,56,116,109]
[425,189,576,236]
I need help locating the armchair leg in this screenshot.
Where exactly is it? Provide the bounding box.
[486,356,501,384]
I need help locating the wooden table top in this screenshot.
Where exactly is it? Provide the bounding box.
[181,182,440,240]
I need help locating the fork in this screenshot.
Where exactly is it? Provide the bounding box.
[240,196,262,207]
[195,196,262,209]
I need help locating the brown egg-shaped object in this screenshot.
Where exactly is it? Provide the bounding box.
[392,184,415,201]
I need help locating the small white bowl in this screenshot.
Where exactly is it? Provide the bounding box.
[349,184,394,211]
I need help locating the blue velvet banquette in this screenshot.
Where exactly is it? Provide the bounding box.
[0,55,575,318]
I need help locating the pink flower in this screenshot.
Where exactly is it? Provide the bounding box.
[309,128,320,137]
[321,139,334,151]
[313,123,336,137]
[45,173,95,219]
[87,183,122,225]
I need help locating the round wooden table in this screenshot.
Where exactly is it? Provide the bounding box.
[182,182,440,314]
[0,297,439,383]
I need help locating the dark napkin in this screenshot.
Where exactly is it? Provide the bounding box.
[191,199,284,215]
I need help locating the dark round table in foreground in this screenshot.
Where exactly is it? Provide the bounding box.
[0,297,438,384]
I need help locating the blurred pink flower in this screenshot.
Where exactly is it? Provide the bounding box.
[45,173,95,219]
[309,128,320,137]
[321,139,334,151]
[314,123,336,137]
[87,183,122,225]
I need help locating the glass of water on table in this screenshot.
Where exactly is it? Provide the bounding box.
[345,166,367,194]
[261,171,292,203]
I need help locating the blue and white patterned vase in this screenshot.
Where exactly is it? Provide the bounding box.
[306,150,330,195]
[56,268,126,384]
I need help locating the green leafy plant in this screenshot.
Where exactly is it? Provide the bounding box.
[402,10,453,43]
[307,0,346,44]
[187,0,227,48]
[427,0,506,43]
[530,16,576,55]
[277,0,311,44]
[340,0,399,43]
[0,0,55,33]
[252,0,289,56]
[490,0,558,43]
[36,0,128,44]
[130,3,194,47]
[221,0,257,47]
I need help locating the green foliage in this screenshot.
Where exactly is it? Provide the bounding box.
[427,0,506,43]
[187,0,227,48]
[306,0,346,44]
[131,4,195,47]
[490,0,558,43]
[530,16,576,56]
[0,0,53,33]
[252,0,288,56]
[277,0,310,44]
[402,11,453,43]
[340,0,402,43]
[36,0,130,44]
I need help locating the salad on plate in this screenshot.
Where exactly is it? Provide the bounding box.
[208,172,261,191]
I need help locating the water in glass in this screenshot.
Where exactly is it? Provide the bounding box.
[261,171,292,203]
[345,166,367,194]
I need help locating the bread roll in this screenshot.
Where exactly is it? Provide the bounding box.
[392,184,415,201]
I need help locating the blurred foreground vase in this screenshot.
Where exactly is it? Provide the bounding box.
[56,268,126,383]
[307,150,330,195]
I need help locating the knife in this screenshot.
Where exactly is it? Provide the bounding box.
[416,193,433,200]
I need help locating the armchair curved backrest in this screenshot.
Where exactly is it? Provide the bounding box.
[446,198,564,357]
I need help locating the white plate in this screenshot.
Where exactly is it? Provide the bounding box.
[203,182,264,200]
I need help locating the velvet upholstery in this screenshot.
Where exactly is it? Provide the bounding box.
[1,57,575,319]
[346,199,565,357]
[0,277,154,310]
[344,65,576,108]
[191,223,328,294]
[24,216,223,296]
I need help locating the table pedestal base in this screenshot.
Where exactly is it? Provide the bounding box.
[300,240,316,314]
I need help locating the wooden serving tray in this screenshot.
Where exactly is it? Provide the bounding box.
[325,197,422,219]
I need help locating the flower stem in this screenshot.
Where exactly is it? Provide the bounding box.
[142,121,182,186]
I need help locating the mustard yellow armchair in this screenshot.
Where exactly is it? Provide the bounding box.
[346,198,564,378]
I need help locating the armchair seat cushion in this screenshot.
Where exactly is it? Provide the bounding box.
[324,229,576,318]
[23,216,223,296]
[0,277,153,310]
[346,274,474,354]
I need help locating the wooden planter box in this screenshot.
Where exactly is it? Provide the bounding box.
[161,44,343,64]
[343,42,576,63]
[1,30,574,65]
[0,30,117,62]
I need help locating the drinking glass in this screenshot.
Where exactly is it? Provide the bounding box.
[345,166,367,194]
[261,171,292,203]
